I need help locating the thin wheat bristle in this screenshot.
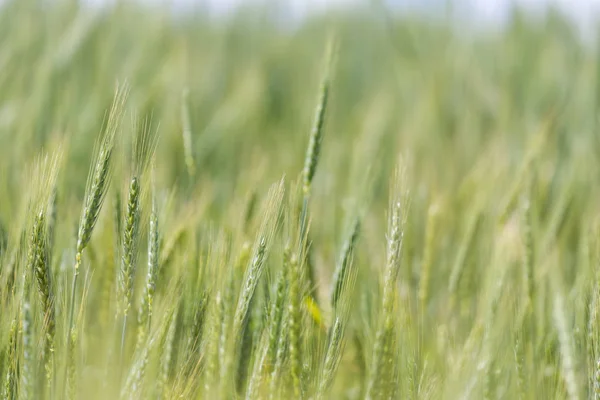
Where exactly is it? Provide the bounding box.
[122,336,153,399]
[317,316,344,397]
[330,217,360,310]
[319,259,358,398]
[156,308,178,400]
[245,330,270,400]
[132,115,160,179]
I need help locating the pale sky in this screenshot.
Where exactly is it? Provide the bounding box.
[87,0,600,33]
[203,0,600,36]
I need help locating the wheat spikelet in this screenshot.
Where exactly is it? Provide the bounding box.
[330,217,360,309]
[118,115,159,357]
[67,84,128,376]
[365,160,409,400]
[137,191,160,348]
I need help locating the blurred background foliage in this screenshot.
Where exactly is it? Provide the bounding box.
[0,0,598,313]
[1,1,600,397]
[0,0,595,215]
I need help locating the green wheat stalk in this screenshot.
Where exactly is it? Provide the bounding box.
[67,84,128,365]
[299,36,337,300]
[365,161,409,400]
[137,189,160,349]
[118,115,158,358]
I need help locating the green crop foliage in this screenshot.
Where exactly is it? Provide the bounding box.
[0,1,599,399]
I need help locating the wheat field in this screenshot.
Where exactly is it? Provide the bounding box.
[0,1,599,399]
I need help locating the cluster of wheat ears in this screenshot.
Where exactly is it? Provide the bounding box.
[4,3,600,400]
[0,39,407,399]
